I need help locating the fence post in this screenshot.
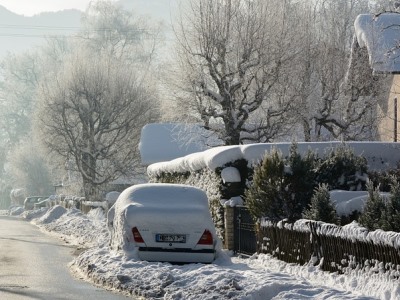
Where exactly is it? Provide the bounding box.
[224,206,235,250]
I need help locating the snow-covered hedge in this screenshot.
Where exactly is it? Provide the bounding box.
[148,142,400,235]
[148,142,400,176]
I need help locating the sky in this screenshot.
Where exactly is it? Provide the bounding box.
[0,0,101,16]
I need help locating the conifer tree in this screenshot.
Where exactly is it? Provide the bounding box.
[358,182,385,230]
[383,177,400,232]
[302,184,339,224]
[285,143,317,220]
[246,149,285,221]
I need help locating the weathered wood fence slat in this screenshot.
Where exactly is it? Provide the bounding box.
[258,222,400,278]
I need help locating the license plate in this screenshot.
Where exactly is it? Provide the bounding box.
[156,234,186,243]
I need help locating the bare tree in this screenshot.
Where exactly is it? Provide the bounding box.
[172,0,300,145]
[80,0,163,66]
[0,52,41,147]
[36,51,158,200]
[282,0,379,141]
[7,138,53,196]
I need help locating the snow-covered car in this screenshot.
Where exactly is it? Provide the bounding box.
[108,183,218,263]
[33,198,51,209]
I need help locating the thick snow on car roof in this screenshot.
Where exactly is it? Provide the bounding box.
[114,183,215,230]
[117,183,208,207]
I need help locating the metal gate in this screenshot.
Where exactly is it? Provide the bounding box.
[234,206,257,255]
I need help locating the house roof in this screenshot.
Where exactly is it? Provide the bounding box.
[138,123,221,165]
[354,13,400,74]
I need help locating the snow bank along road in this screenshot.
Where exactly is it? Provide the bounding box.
[4,206,400,299]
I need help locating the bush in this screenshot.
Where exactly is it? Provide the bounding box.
[316,145,368,191]
[383,178,400,232]
[303,184,339,224]
[246,148,286,221]
[284,144,318,220]
[367,164,400,192]
[246,143,369,223]
[246,144,319,222]
[358,181,387,231]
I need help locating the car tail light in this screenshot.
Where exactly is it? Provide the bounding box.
[132,227,144,243]
[197,229,213,245]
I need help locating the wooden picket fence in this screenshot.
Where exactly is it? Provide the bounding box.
[258,222,400,277]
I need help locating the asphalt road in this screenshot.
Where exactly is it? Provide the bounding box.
[0,215,128,300]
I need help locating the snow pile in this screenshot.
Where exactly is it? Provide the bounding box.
[148,142,400,177]
[35,205,67,224]
[20,207,49,220]
[9,206,24,216]
[221,196,244,207]
[33,207,108,248]
[354,13,400,73]
[330,190,390,217]
[221,167,241,183]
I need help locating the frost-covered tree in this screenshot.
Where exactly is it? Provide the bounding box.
[0,52,41,147]
[303,184,339,224]
[287,0,377,141]
[172,0,300,145]
[169,0,380,143]
[7,139,53,196]
[36,51,158,200]
[80,0,163,65]
[29,1,162,200]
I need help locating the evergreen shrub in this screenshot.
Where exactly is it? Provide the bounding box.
[246,143,368,223]
[303,184,339,224]
[315,145,368,191]
[359,178,400,232]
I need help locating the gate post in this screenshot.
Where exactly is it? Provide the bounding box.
[224,206,235,250]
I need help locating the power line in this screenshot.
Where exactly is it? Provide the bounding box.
[0,24,80,30]
[0,23,162,33]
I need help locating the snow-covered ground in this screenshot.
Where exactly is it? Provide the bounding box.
[3,206,399,300]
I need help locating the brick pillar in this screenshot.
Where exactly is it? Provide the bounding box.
[224,206,235,250]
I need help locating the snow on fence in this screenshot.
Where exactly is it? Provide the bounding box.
[259,220,400,277]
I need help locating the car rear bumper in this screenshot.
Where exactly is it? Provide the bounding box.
[138,247,215,263]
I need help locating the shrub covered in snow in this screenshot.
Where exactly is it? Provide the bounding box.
[246,144,367,222]
[246,149,287,221]
[359,179,400,232]
[315,145,368,191]
[368,165,400,192]
[303,184,339,224]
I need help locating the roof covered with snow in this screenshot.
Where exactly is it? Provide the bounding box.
[354,13,400,73]
[138,123,222,166]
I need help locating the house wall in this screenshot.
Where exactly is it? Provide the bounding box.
[378,75,400,141]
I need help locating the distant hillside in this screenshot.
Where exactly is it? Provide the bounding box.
[0,1,175,58]
[118,0,177,23]
[0,6,81,57]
